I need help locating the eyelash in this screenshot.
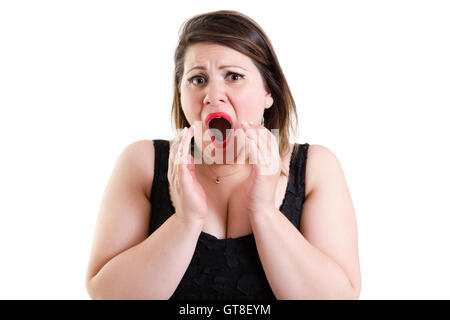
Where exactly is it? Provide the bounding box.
[187,72,244,85]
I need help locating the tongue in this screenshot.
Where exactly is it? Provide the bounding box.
[208,117,231,142]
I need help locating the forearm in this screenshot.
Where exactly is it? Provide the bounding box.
[87,214,202,299]
[249,209,357,300]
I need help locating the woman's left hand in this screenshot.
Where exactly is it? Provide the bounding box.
[242,120,282,220]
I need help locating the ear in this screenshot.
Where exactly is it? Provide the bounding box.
[264,89,274,109]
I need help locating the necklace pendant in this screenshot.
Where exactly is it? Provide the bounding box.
[215,177,220,184]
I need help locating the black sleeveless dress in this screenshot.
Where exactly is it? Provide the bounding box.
[149,139,309,299]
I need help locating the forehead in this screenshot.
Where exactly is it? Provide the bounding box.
[184,43,253,69]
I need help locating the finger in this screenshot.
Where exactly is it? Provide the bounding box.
[260,134,281,175]
[175,127,188,164]
[249,123,279,168]
[186,151,195,172]
[249,131,279,176]
[169,127,187,183]
[244,122,281,176]
[246,139,258,182]
[246,135,258,165]
[242,121,258,161]
[176,127,192,183]
[169,127,186,164]
[174,128,188,186]
[180,126,193,166]
[232,126,247,162]
[259,129,274,166]
[242,121,259,144]
[169,128,185,184]
[258,133,281,176]
[246,122,272,153]
[244,123,268,165]
[268,131,280,161]
[248,137,262,176]
[180,128,197,185]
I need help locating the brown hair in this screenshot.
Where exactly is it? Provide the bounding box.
[171,10,299,167]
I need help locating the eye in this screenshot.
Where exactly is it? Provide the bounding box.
[187,72,244,86]
[187,75,206,85]
[226,72,244,81]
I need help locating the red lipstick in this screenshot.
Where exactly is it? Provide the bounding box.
[205,112,233,128]
[205,112,233,148]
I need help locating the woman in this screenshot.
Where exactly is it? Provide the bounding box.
[85,10,361,300]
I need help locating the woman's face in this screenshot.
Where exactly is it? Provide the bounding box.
[179,43,273,155]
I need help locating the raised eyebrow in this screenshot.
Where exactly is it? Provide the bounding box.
[186,65,248,74]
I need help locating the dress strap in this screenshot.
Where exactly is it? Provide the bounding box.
[280,143,310,230]
[149,139,174,235]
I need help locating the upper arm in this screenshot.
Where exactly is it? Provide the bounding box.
[300,144,361,296]
[85,140,155,282]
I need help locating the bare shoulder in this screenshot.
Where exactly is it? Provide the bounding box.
[85,139,156,284]
[118,139,156,200]
[304,144,345,199]
[301,143,361,296]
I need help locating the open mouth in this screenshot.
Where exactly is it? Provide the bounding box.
[206,112,233,148]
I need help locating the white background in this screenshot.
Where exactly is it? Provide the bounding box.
[1,0,449,299]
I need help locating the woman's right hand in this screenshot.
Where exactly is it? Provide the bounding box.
[168,125,208,226]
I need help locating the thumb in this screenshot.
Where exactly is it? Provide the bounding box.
[249,139,260,178]
[187,153,195,172]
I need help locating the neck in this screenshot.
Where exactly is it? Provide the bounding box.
[194,134,250,163]
[193,139,252,181]
[197,162,251,184]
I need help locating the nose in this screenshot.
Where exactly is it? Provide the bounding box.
[203,78,227,106]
